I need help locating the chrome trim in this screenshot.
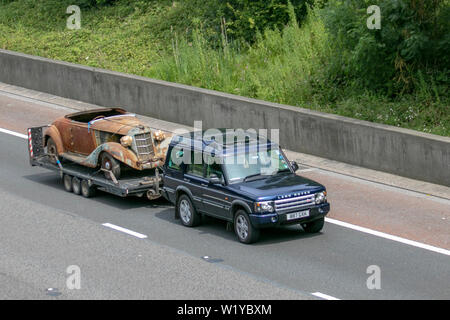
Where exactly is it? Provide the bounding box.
[275,194,312,204]
[274,194,315,213]
[133,132,154,161]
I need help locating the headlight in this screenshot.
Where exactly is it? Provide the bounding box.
[254,201,274,213]
[315,191,327,204]
[120,135,133,147]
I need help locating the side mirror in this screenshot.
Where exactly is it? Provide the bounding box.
[291,161,299,172]
[209,174,222,185]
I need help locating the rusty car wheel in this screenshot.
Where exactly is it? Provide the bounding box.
[46,137,58,164]
[100,152,121,180]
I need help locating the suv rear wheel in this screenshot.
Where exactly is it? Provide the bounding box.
[177,194,201,227]
[234,210,260,244]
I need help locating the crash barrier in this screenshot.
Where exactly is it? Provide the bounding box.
[1,49,449,186]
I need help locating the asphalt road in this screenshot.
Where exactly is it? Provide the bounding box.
[0,132,449,300]
[0,86,449,300]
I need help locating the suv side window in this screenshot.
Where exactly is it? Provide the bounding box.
[186,151,205,177]
[168,148,184,171]
[205,155,224,181]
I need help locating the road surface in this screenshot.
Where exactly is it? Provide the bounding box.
[0,86,449,299]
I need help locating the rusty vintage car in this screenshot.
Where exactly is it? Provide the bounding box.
[44,108,171,180]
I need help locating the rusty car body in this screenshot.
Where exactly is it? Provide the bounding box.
[43,108,171,179]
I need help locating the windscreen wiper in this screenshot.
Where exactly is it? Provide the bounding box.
[243,173,266,182]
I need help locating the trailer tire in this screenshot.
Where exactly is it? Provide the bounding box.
[63,174,73,192]
[81,180,96,198]
[72,177,81,195]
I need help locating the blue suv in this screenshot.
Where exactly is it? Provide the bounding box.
[162,130,330,244]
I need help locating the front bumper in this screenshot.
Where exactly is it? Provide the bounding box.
[248,203,330,228]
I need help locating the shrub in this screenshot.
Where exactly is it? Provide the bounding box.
[321,0,449,95]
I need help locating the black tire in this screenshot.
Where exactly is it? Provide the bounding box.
[100,152,121,180]
[72,177,81,195]
[46,137,58,164]
[234,210,260,244]
[177,194,201,227]
[81,180,96,198]
[302,217,325,233]
[63,174,73,192]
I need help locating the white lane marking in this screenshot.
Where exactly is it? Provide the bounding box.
[0,127,27,139]
[1,127,449,256]
[102,223,147,239]
[326,218,450,256]
[312,292,340,300]
[298,168,317,173]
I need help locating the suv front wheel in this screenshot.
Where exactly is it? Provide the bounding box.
[302,217,325,233]
[177,194,201,227]
[234,210,260,244]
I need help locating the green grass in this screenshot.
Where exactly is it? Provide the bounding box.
[1,0,448,136]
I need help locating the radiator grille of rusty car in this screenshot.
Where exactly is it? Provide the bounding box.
[274,194,315,213]
[134,133,154,161]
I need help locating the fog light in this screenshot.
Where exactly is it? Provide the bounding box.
[271,216,278,223]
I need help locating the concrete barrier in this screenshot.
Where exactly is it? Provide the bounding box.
[1,49,449,186]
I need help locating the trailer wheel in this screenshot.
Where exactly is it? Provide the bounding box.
[81,180,96,198]
[63,174,73,192]
[100,153,121,180]
[72,177,81,195]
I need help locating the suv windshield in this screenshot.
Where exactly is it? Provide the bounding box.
[223,149,290,184]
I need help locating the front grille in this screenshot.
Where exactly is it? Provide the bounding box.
[134,133,154,161]
[274,194,315,213]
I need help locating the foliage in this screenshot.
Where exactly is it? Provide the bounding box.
[321,0,449,95]
[0,0,448,136]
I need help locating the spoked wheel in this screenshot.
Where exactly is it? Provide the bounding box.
[46,137,58,164]
[234,210,260,244]
[100,153,121,180]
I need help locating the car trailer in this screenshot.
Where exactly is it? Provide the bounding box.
[27,126,162,200]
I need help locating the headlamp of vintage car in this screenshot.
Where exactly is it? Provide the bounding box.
[315,191,327,204]
[120,135,133,147]
[153,130,166,142]
[254,201,274,213]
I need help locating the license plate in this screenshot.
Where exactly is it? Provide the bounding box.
[286,210,310,220]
